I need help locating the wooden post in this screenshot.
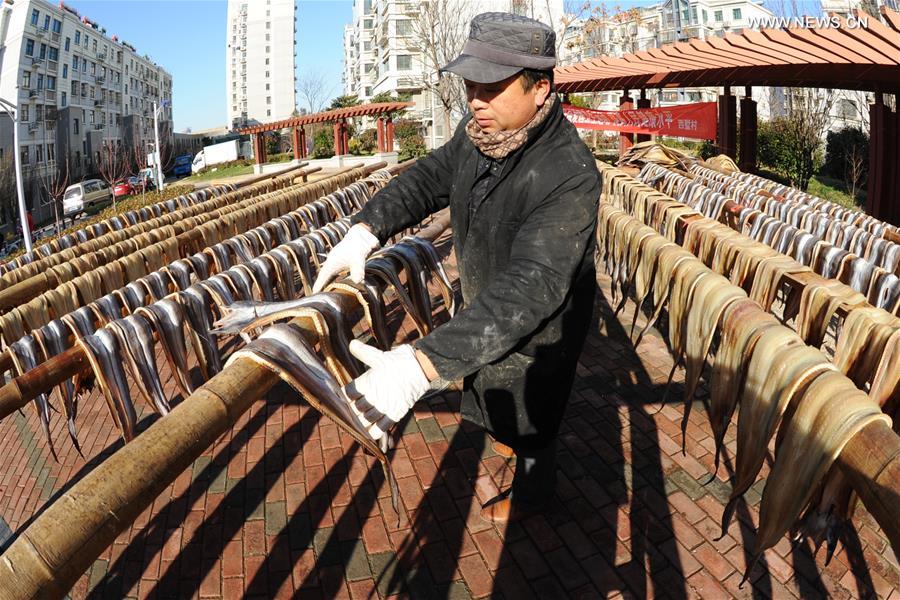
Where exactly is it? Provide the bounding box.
[717,85,737,159]
[333,122,342,157]
[291,127,302,161]
[252,133,264,166]
[376,117,385,153]
[636,89,652,144]
[618,90,634,158]
[866,92,898,225]
[739,86,757,172]
[386,117,394,152]
[342,119,350,156]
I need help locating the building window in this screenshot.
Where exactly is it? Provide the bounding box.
[265,46,270,52]
[25,39,34,57]
[265,83,270,90]
[74,31,81,44]
[65,37,70,52]
[43,15,50,30]
[61,92,67,107]
[48,144,55,161]
[397,20,412,36]
[265,58,270,65]
[49,46,59,61]
[36,74,44,90]
[732,8,742,20]
[397,55,412,71]
[21,104,29,122]
[364,19,373,29]
[21,146,29,165]
[71,80,77,94]
[267,109,271,116]
[31,9,39,26]
[89,110,95,124]
[39,43,47,59]
[81,57,86,71]
[72,55,78,70]
[266,34,270,41]
[47,76,56,90]
[36,144,43,162]
[52,19,62,33]
[267,96,271,104]
[62,64,68,79]
[81,83,87,97]
[22,71,31,88]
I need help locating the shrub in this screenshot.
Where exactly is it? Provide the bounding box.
[757,117,823,191]
[313,127,335,159]
[350,129,377,155]
[398,134,427,162]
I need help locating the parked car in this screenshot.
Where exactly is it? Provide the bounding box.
[136,168,158,191]
[63,179,113,218]
[113,179,136,199]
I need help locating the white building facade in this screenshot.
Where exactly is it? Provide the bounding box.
[226,0,296,130]
[0,0,173,220]
[342,0,566,150]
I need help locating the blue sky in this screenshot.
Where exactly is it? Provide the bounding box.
[69,0,352,132]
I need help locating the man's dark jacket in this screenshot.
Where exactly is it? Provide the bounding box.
[352,98,600,449]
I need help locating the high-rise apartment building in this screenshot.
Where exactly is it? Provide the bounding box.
[0,0,173,220]
[226,0,297,129]
[342,0,565,150]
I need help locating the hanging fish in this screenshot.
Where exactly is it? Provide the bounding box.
[226,323,400,515]
[9,335,58,460]
[77,329,139,441]
[365,256,429,337]
[34,319,80,454]
[187,252,211,282]
[136,300,195,398]
[91,294,127,326]
[108,315,171,416]
[263,248,297,302]
[166,260,195,292]
[177,286,223,381]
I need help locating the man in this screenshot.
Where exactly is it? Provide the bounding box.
[313,12,600,522]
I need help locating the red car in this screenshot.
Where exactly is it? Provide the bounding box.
[113,179,135,199]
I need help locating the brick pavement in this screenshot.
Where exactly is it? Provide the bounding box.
[0,242,897,599]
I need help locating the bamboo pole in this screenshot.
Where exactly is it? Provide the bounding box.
[0,210,450,600]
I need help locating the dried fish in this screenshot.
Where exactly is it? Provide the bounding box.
[378,244,435,333]
[166,260,195,291]
[366,256,429,337]
[178,286,223,380]
[263,248,297,301]
[108,315,171,416]
[221,267,256,302]
[187,252,211,282]
[35,319,80,452]
[77,329,138,441]
[325,280,392,350]
[137,300,195,398]
[9,335,57,459]
[91,294,127,326]
[402,237,457,316]
[749,372,890,573]
[226,323,400,513]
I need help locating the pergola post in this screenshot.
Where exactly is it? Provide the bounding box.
[291,127,302,161]
[867,92,899,224]
[253,132,267,165]
[341,119,350,156]
[717,85,737,159]
[386,116,395,152]
[299,128,307,158]
[619,90,634,158]
[333,122,342,156]
[376,117,385,153]
[636,89,651,144]
[739,86,757,172]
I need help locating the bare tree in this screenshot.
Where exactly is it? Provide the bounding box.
[844,141,867,202]
[97,140,130,210]
[0,154,16,227]
[410,0,472,136]
[37,150,76,233]
[783,87,837,190]
[297,70,333,114]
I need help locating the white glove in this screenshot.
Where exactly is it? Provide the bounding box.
[343,340,431,440]
[312,224,380,293]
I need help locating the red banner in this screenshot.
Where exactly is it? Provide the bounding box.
[562,102,717,140]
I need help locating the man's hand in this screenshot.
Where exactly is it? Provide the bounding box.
[312,224,380,293]
[343,341,431,440]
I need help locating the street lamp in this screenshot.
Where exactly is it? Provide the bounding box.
[0,96,33,255]
[152,99,171,191]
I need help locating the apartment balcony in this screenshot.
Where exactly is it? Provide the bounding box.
[28,122,39,132]
[28,89,39,99]
[30,58,44,69]
[94,124,104,130]
[33,25,47,38]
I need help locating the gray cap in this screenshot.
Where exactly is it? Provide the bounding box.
[441,12,556,84]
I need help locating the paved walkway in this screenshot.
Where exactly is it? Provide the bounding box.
[0,240,896,599]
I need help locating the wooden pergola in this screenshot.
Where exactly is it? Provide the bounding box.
[237,102,413,164]
[555,7,900,224]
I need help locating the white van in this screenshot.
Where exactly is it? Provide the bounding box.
[63,179,112,218]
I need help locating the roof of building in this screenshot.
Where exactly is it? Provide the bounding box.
[554,8,900,93]
[237,102,413,134]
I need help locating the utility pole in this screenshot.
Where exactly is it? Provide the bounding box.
[153,99,170,191]
[0,97,33,255]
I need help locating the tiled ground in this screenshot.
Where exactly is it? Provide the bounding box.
[0,234,897,599]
